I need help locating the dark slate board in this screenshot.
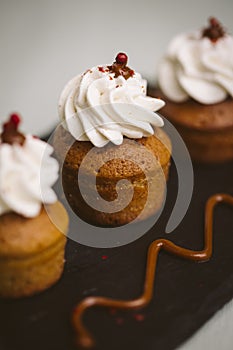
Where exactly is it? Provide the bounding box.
[1,139,233,350]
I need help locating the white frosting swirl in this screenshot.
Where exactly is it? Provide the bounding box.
[0,135,59,217]
[158,30,233,104]
[59,65,165,147]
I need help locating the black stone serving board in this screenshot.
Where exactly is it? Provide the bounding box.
[1,144,233,350]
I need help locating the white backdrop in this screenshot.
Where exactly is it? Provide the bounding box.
[0,0,232,135]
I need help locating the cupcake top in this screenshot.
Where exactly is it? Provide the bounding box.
[158,18,233,104]
[0,114,59,218]
[59,53,165,147]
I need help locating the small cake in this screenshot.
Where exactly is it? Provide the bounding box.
[54,53,171,226]
[157,18,233,163]
[0,114,68,298]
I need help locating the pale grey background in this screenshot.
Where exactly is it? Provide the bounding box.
[0,0,232,135]
[0,1,233,349]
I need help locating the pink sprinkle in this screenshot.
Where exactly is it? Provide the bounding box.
[133,313,145,322]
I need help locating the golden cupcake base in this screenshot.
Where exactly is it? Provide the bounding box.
[53,126,171,227]
[0,201,68,298]
[152,88,233,163]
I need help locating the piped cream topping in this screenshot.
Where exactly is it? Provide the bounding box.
[158,18,233,104]
[59,54,165,147]
[0,116,59,217]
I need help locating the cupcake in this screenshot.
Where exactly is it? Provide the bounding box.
[54,53,171,227]
[0,114,68,298]
[157,17,233,163]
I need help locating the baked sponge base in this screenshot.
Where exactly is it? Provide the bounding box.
[0,202,68,299]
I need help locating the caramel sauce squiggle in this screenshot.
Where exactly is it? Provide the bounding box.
[72,193,233,348]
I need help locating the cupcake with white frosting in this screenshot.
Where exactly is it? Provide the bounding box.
[156,17,233,163]
[54,53,171,226]
[0,114,68,298]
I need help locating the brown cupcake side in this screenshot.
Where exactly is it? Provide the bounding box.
[53,126,171,226]
[151,88,233,163]
[0,201,68,298]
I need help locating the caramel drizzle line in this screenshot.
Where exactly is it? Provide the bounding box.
[72,193,233,349]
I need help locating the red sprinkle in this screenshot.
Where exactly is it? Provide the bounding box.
[210,17,219,27]
[109,308,117,315]
[98,66,105,72]
[3,113,21,129]
[129,69,134,76]
[3,113,21,131]
[116,317,124,325]
[133,313,145,322]
[101,255,108,260]
[1,113,25,146]
[10,113,21,126]
[115,52,128,65]
[202,17,225,43]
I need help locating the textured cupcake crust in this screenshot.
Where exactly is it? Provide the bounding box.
[0,201,68,298]
[152,88,233,163]
[53,126,171,226]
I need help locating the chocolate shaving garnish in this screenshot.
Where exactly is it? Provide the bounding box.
[1,114,25,146]
[108,52,135,80]
[202,17,225,43]
[72,193,233,349]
